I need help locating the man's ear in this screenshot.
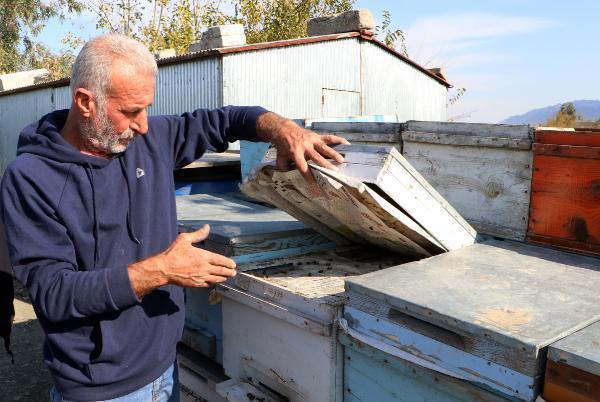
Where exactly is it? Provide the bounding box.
[73,88,96,118]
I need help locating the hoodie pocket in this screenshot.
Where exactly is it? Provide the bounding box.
[88,305,152,384]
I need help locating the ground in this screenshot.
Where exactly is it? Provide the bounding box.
[0,284,52,402]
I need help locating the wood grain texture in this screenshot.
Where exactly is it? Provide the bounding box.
[405,121,531,139]
[176,193,331,256]
[345,240,600,360]
[403,131,531,150]
[311,121,402,134]
[241,145,476,254]
[549,321,600,377]
[535,129,600,147]
[344,306,537,399]
[528,150,600,255]
[345,292,543,377]
[340,333,513,402]
[229,246,411,322]
[403,139,532,241]
[221,296,342,401]
[543,360,600,402]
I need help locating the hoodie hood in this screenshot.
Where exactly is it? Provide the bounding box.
[17,109,113,168]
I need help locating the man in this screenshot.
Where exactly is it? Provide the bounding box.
[0,34,348,401]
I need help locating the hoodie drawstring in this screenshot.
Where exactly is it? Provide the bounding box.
[118,157,142,246]
[84,164,100,269]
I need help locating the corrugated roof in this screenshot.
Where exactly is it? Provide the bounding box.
[0,32,450,98]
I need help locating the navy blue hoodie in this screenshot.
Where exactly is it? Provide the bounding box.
[0,106,267,400]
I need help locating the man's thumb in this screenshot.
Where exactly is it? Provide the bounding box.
[188,224,210,243]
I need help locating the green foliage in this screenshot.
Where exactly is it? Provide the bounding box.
[82,0,354,55]
[374,10,407,57]
[231,0,354,44]
[544,102,583,128]
[0,0,83,74]
[447,87,466,106]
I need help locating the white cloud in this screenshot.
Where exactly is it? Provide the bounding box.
[404,12,555,67]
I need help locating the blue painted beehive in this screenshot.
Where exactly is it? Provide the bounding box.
[176,193,333,363]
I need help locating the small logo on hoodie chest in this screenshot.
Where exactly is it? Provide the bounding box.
[136,168,145,179]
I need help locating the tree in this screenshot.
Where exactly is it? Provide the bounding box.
[374,10,407,57]
[545,102,583,128]
[83,0,355,55]
[0,0,83,74]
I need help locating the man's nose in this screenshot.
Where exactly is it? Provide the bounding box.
[131,110,148,134]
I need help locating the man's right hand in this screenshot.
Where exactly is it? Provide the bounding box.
[128,224,237,298]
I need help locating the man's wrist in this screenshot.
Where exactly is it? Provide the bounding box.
[128,254,170,298]
[256,112,295,143]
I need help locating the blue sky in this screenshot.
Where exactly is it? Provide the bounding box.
[40,1,600,123]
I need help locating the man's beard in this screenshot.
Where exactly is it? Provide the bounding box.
[80,105,137,155]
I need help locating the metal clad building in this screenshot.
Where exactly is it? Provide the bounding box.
[0,32,449,175]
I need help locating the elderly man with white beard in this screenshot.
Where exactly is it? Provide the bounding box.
[0,34,348,402]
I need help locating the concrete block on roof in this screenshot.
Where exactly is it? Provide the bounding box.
[153,48,176,60]
[188,24,247,52]
[0,68,49,91]
[307,9,374,37]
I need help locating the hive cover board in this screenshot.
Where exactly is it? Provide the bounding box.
[240,145,476,258]
[545,321,600,401]
[176,193,331,259]
[344,239,600,400]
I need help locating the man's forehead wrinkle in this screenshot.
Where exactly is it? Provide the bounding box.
[107,73,155,111]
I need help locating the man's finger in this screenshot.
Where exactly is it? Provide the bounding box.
[206,252,237,270]
[315,143,345,164]
[309,150,338,171]
[295,155,316,183]
[187,224,210,243]
[191,274,229,286]
[321,134,350,145]
[208,264,237,278]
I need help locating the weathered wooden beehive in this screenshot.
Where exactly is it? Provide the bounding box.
[176,193,332,364]
[544,321,600,401]
[343,240,600,401]
[402,120,533,241]
[217,247,410,401]
[528,128,600,256]
[241,144,477,256]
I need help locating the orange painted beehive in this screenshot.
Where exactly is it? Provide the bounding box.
[528,128,600,255]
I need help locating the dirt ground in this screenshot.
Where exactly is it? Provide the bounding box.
[1,284,52,402]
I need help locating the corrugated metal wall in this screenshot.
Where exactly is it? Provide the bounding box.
[149,57,221,115]
[361,42,447,121]
[0,58,222,175]
[222,38,361,119]
[0,37,448,174]
[0,87,64,174]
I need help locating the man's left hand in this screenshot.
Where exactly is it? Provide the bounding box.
[256,112,350,182]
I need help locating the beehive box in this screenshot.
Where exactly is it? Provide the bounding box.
[402,120,533,241]
[241,144,476,255]
[176,193,332,363]
[544,321,600,402]
[339,333,509,402]
[344,240,600,401]
[217,248,411,402]
[528,128,600,256]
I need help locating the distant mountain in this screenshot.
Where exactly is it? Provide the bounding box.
[501,100,600,125]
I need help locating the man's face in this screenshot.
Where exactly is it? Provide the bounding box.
[81,65,155,155]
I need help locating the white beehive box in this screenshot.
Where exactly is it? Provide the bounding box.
[217,248,411,401]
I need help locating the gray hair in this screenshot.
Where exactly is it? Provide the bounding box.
[70,34,158,104]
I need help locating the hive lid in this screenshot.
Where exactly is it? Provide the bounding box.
[176,193,329,257]
[240,144,476,257]
[345,239,600,354]
[549,321,600,376]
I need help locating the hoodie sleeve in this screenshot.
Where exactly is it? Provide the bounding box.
[0,167,139,323]
[148,105,268,169]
